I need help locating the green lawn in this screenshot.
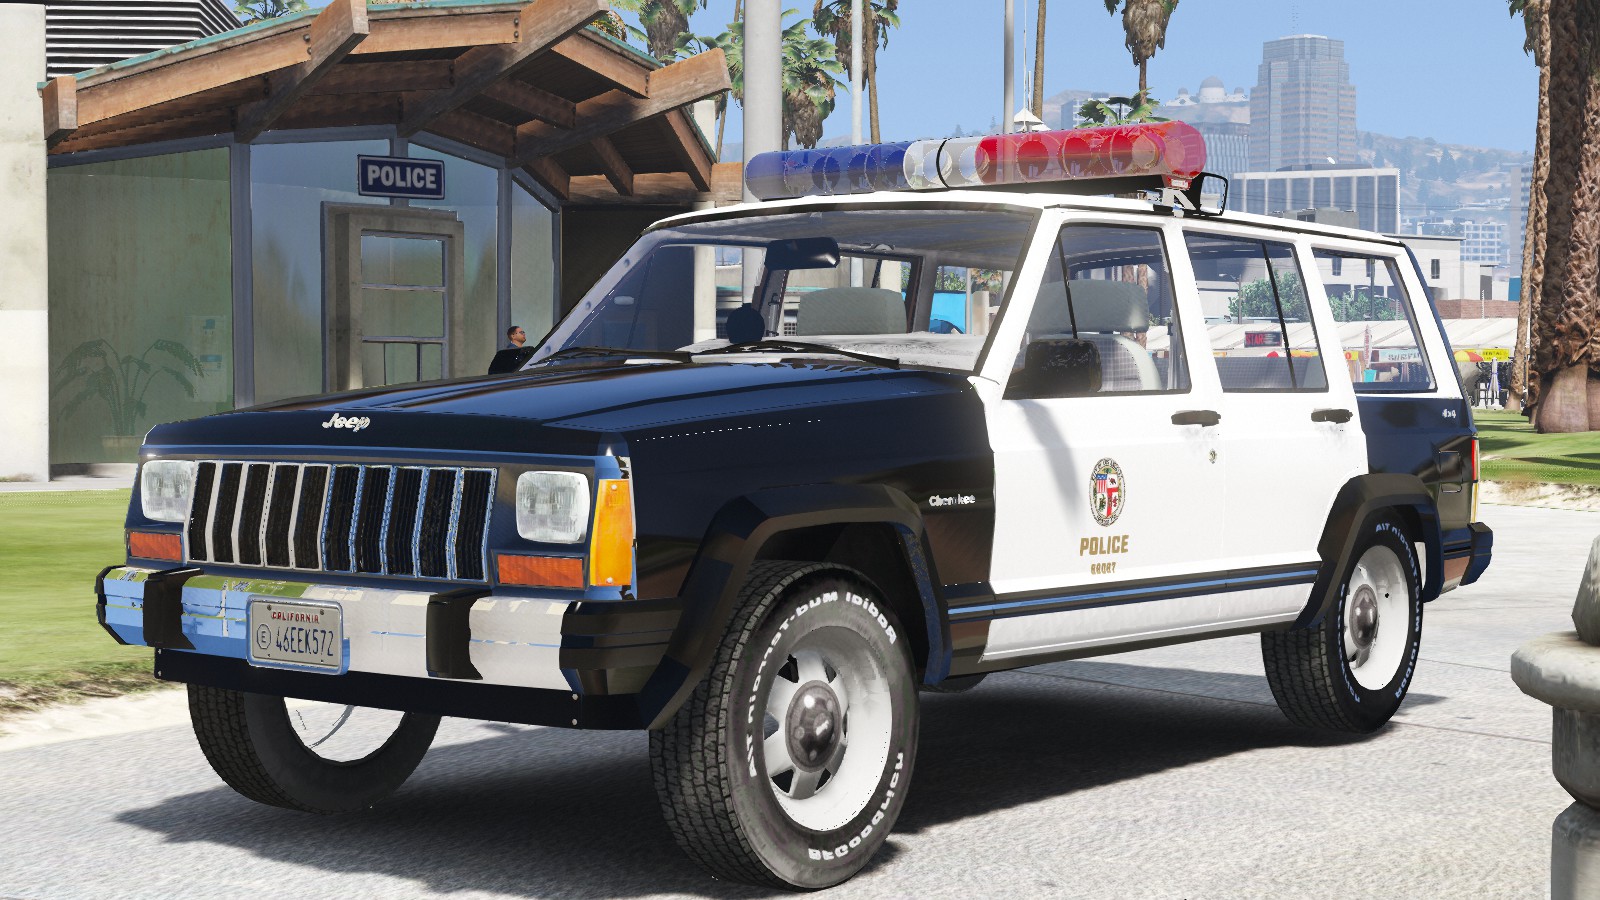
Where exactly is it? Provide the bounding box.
[0,490,157,703]
[1476,409,1600,486]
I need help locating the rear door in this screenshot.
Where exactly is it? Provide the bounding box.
[1180,227,1367,590]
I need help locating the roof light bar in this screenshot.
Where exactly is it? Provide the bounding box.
[746,122,1208,201]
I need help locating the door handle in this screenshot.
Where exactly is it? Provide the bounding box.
[1171,410,1221,427]
[1312,408,1353,424]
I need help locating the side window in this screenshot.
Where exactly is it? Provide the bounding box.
[1313,249,1436,392]
[1012,225,1189,397]
[1185,232,1326,392]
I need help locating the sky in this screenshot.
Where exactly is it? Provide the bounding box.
[623,0,1540,153]
[307,0,1540,152]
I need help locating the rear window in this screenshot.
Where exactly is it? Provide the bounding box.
[1311,250,1436,393]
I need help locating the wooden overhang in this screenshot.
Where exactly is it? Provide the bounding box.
[40,0,742,204]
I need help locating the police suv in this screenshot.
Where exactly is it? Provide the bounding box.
[98,122,1493,889]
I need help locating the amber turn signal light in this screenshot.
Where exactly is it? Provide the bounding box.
[128,531,182,561]
[497,553,584,589]
[589,479,635,587]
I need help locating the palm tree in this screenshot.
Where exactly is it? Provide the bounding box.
[611,0,709,61]
[1509,0,1547,416]
[234,0,306,25]
[1031,0,1047,119]
[1510,0,1600,432]
[700,25,742,160]
[1102,0,1178,100]
[812,0,900,142]
[779,14,844,149]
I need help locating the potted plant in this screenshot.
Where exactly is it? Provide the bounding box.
[51,338,204,461]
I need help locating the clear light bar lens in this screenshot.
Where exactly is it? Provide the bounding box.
[746,122,1208,201]
[516,471,591,544]
[140,459,197,523]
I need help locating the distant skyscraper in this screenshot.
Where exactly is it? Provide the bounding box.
[1519,163,1533,271]
[1234,165,1401,234]
[1249,35,1358,171]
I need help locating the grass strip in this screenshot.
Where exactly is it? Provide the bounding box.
[1476,409,1600,487]
[0,489,162,713]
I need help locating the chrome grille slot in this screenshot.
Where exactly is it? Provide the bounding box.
[186,462,216,559]
[386,467,424,576]
[455,469,493,581]
[355,466,391,574]
[323,466,360,571]
[236,464,271,566]
[263,464,299,568]
[209,463,242,564]
[182,459,495,582]
[417,469,455,578]
[292,465,329,569]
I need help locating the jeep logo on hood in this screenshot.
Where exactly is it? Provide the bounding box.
[322,413,371,433]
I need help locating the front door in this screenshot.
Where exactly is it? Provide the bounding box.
[981,221,1225,663]
[324,205,467,391]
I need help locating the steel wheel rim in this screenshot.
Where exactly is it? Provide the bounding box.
[1344,544,1408,691]
[288,701,406,763]
[760,626,893,831]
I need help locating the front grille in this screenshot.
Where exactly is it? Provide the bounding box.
[185,461,497,581]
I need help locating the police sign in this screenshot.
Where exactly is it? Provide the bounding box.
[357,155,445,200]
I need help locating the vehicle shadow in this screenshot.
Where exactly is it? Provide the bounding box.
[115,666,1416,899]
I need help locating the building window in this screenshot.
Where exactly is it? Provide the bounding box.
[1430,259,1441,279]
[48,149,234,466]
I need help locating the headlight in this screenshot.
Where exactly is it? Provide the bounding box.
[516,471,590,543]
[140,459,197,523]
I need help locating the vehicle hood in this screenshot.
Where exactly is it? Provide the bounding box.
[146,361,974,455]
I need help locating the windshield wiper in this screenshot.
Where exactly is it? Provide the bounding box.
[696,339,900,369]
[536,346,693,365]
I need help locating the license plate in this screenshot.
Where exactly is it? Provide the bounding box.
[248,598,343,671]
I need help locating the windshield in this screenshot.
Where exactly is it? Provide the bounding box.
[532,206,1039,372]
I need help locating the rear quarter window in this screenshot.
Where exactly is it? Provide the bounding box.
[1310,249,1436,393]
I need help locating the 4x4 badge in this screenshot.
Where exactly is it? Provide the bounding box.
[1090,458,1125,527]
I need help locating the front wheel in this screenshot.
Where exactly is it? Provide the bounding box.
[651,562,919,889]
[188,684,439,814]
[1262,515,1423,733]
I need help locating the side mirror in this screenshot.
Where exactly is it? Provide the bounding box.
[1009,338,1102,398]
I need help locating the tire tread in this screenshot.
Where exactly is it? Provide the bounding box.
[650,561,832,888]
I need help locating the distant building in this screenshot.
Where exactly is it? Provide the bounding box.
[1408,217,1507,265]
[1235,165,1400,234]
[45,0,238,78]
[1040,88,1116,130]
[1249,35,1358,171]
[1519,163,1532,271]
[1160,77,1252,180]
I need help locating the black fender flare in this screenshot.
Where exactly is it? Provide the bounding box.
[1295,473,1443,629]
[635,483,946,729]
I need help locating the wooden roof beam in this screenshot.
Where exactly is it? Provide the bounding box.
[235,0,369,142]
[482,79,576,129]
[42,76,77,148]
[662,108,713,192]
[589,136,634,196]
[511,49,728,166]
[523,156,571,202]
[398,0,607,138]
[549,33,648,98]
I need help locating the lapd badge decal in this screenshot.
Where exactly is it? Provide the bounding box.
[1090,458,1125,527]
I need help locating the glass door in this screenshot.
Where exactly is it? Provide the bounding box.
[358,232,449,386]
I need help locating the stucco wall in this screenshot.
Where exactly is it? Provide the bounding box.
[0,5,49,482]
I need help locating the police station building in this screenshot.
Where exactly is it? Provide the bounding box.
[0,0,733,482]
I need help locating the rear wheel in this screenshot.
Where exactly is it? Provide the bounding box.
[188,684,439,813]
[1262,515,1423,733]
[651,562,919,889]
